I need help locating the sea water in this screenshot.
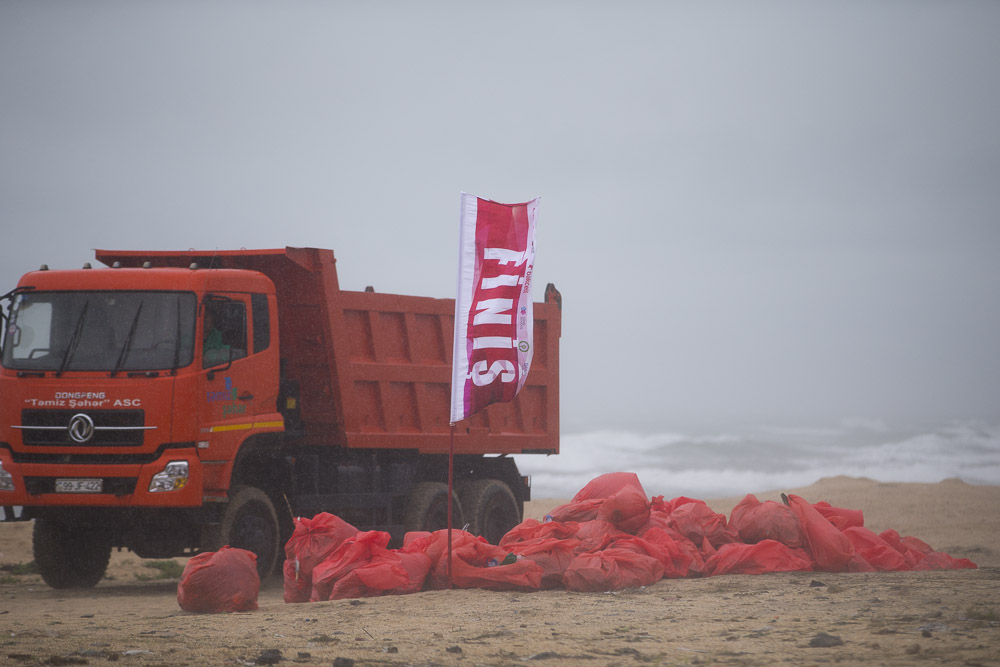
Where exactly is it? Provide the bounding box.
[514,420,1000,500]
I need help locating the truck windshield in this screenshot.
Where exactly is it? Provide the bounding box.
[2,291,197,373]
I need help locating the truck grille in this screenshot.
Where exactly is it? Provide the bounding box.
[18,409,150,447]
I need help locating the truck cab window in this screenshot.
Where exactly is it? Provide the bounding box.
[203,300,247,368]
[5,299,52,361]
[252,293,269,353]
[2,291,196,372]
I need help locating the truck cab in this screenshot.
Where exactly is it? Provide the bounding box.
[0,263,285,586]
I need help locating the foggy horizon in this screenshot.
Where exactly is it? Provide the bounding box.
[2,2,998,434]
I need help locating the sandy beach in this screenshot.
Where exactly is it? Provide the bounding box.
[1,476,998,666]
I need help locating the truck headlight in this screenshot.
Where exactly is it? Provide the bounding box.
[0,462,14,492]
[148,460,189,493]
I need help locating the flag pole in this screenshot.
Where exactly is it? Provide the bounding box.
[447,422,455,589]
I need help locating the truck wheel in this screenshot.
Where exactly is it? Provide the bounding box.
[210,486,280,580]
[460,479,521,545]
[404,482,464,533]
[32,519,111,589]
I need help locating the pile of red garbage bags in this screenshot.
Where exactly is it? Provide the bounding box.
[177,472,977,611]
[282,472,976,603]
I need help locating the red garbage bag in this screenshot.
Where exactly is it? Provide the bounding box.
[877,529,924,567]
[900,535,934,558]
[328,548,405,600]
[662,529,706,576]
[597,484,651,533]
[545,498,603,523]
[507,537,581,589]
[284,512,359,562]
[402,531,432,547]
[812,501,864,531]
[414,529,482,563]
[572,472,646,502]
[283,512,359,603]
[178,546,259,613]
[499,519,581,548]
[698,535,718,559]
[572,520,631,553]
[562,546,665,592]
[405,529,490,590]
[639,497,703,539]
[659,496,707,514]
[846,552,877,573]
[282,559,309,603]
[666,502,739,549]
[390,548,436,590]
[610,535,662,559]
[610,534,698,580]
[329,548,433,599]
[728,494,805,548]
[878,529,977,570]
[444,539,543,591]
[705,540,813,576]
[637,527,700,578]
[310,530,391,601]
[548,472,647,524]
[912,551,977,570]
[786,494,854,572]
[842,526,910,572]
[454,558,544,592]
[636,510,671,535]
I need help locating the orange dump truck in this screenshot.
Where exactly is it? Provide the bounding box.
[0,247,560,587]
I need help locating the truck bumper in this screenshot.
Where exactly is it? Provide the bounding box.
[0,446,204,518]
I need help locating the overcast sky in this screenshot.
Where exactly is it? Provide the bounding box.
[2,1,998,433]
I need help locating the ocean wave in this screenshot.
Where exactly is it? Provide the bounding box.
[513,421,1000,500]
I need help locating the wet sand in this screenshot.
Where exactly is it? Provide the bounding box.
[1,476,998,666]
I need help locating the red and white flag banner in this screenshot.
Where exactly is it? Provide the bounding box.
[450,193,539,423]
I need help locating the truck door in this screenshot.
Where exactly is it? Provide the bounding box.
[196,294,272,485]
[196,291,283,578]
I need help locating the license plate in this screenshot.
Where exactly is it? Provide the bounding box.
[55,478,103,493]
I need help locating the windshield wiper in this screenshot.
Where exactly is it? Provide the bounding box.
[56,299,90,377]
[111,301,144,377]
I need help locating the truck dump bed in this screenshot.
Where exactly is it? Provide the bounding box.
[95,247,560,456]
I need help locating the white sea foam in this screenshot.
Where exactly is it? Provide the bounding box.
[514,421,1000,500]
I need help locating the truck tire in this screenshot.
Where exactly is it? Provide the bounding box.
[404,482,464,533]
[459,479,521,545]
[32,519,111,589]
[208,486,280,580]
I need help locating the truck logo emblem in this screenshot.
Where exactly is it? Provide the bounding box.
[68,413,95,443]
